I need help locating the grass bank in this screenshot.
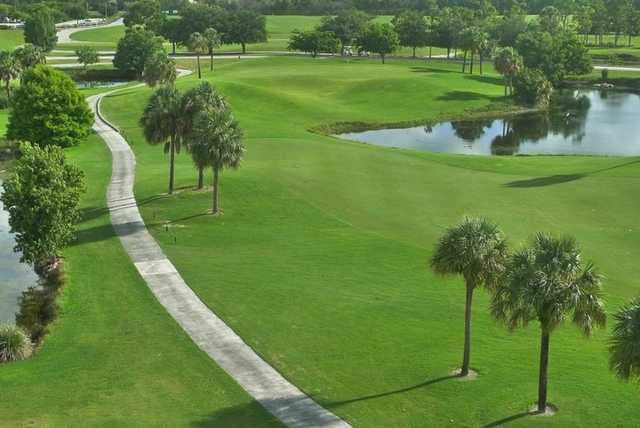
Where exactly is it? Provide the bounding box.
[99,56,640,427]
[0,113,280,426]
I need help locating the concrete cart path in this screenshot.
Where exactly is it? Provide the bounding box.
[87,85,351,428]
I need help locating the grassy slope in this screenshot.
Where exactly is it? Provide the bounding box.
[101,56,640,427]
[0,110,7,136]
[0,131,280,427]
[0,29,23,50]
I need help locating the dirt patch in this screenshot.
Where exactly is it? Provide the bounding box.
[450,368,479,380]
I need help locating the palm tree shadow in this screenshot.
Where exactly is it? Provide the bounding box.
[480,411,531,427]
[323,375,457,408]
[504,174,585,188]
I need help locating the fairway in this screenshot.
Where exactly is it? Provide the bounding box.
[0,29,23,50]
[98,56,640,427]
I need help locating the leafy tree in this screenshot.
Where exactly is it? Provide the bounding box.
[13,44,45,72]
[0,51,20,97]
[392,11,429,58]
[75,46,99,71]
[7,66,93,148]
[203,28,222,71]
[23,7,57,52]
[355,22,400,64]
[318,9,371,53]
[124,0,165,32]
[539,5,562,33]
[188,32,207,79]
[64,2,88,25]
[224,11,267,54]
[492,233,606,413]
[189,99,245,214]
[113,26,164,78]
[512,68,553,107]
[490,8,529,47]
[288,30,339,57]
[143,51,176,87]
[430,217,508,377]
[609,297,640,382]
[493,46,522,95]
[140,86,188,194]
[159,17,183,55]
[1,142,85,268]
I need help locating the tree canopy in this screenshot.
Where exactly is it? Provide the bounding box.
[113,26,165,78]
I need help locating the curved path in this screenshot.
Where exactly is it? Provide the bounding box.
[88,85,350,428]
[57,18,124,44]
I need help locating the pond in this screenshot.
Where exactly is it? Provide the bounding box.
[0,180,37,323]
[337,90,640,156]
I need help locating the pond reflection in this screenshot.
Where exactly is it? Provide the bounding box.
[337,90,640,156]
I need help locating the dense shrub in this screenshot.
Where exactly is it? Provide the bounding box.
[0,324,33,362]
[16,286,58,343]
[513,69,553,107]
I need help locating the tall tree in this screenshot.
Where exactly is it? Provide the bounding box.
[492,233,606,413]
[318,9,371,54]
[430,217,508,377]
[140,86,187,194]
[203,28,222,71]
[224,10,267,54]
[0,50,20,97]
[1,142,85,269]
[13,44,45,72]
[113,26,164,78]
[354,22,400,64]
[288,30,339,58]
[189,101,245,214]
[609,297,640,382]
[159,17,183,55]
[23,7,57,52]
[189,32,207,79]
[143,51,176,87]
[123,0,165,32]
[7,65,93,148]
[392,11,430,58]
[493,46,523,95]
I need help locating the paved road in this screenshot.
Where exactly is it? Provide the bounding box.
[57,18,123,43]
[594,65,640,72]
[88,79,351,428]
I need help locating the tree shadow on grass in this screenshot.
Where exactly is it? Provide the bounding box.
[410,66,458,74]
[190,400,282,428]
[480,411,531,428]
[466,74,504,87]
[504,174,585,188]
[323,375,457,408]
[436,91,495,102]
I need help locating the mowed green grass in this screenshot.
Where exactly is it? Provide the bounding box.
[0,132,280,427]
[101,56,640,427]
[0,29,23,50]
[0,110,7,136]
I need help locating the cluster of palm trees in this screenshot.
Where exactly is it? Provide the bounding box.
[140,80,245,214]
[432,217,640,414]
[0,44,46,97]
[188,28,222,79]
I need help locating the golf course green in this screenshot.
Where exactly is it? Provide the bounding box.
[87,56,640,426]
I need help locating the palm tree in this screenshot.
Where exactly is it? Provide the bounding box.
[609,297,640,382]
[203,28,222,72]
[183,82,227,189]
[140,86,188,194]
[189,103,245,214]
[491,233,606,414]
[494,47,523,96]
[143,51,177,88]
[189,32,207,79]
[431,217,508,377]
[0,50,20,97]
[13,43,45,71]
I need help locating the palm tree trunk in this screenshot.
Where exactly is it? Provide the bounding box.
[462,52,467,73]
[381,53,385,64]
[470,52,474,74]
[241,42,246,54]
[196,54,201,79]
[412,46,416,58]
[504,76,508,96]
[169,137,175,195]
[429,46,432,59]
[197,166,204,189]
[210,52,214,71]
[172,42,176,55]
[537,331,550,413]
[4,81,10,98]
[479,53,483,75]
[461,285,474,376]
[212,165,220,214]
